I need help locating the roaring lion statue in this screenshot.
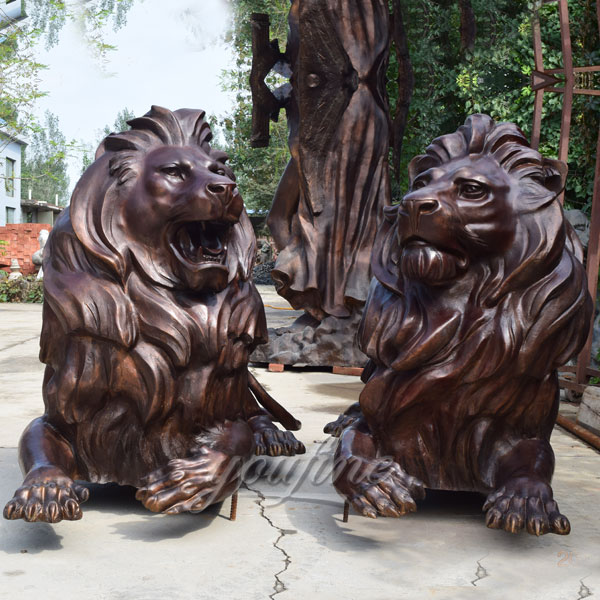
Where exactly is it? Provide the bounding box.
[328,114,591,536]
[4,106,304,523]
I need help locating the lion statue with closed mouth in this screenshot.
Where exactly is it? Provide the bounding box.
[328,114,592,536]
[4,106,304,523]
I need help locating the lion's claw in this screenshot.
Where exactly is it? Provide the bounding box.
[254,428,305,456]
[136,449,242,514]
[324,402,362,437]
[3,469,88,523]
[336,457,424,519]
[484,477,570,535]
[324,415,358,437]
[248,413,305,456]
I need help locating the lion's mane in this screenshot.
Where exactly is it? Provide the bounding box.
[39,107,265,475]
[359,115,591,426]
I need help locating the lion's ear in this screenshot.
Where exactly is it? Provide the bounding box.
[543,158,568,195]
[408,155,437,185]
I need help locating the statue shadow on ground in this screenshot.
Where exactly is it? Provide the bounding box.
[83,483,224,542]
[308,381,364,412]
[281,488,557,555]
[1,521,63,555]
[0,481,224,554]
[248,438,558,555]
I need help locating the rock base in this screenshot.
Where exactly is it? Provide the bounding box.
[250,312,368,368]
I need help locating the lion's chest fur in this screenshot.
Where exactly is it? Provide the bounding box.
[42,279,265,487]
[359,280,560,492]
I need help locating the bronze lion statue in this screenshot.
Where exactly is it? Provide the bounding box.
[4,106,304,523]
[327,114,591,535]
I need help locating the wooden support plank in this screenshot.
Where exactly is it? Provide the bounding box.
[332,366,364,377]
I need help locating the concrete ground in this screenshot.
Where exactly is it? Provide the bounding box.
[1,297,599,600]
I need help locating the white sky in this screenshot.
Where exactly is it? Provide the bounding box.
[31,0,236,196]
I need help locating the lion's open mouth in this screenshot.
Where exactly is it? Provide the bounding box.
[170,220,231,266]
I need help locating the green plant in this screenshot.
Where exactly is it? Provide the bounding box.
[26,278,44,303]
[0,275,43,303]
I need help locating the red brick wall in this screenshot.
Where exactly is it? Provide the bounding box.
[0,224,52,276]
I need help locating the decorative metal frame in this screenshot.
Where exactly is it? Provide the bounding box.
[530,0,600,393]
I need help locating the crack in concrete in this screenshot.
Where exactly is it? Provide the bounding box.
[577,579,593,599]
[471,557,489,587]
[244,483,291,599]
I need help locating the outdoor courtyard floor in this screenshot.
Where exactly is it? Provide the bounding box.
[1,289,599,600]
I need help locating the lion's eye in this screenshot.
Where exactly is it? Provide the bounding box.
[207,162,228,177]
[412,179,427,190]
[160,165,186,180]
[459,181,488,200]
[210,164,227,177]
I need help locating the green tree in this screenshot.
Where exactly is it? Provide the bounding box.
[21,111,70,206]
[27,0,135,55]
[0,1,136,146]
[387,0,598,212]
[217,1,598,215]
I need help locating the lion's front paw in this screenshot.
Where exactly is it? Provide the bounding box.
[135,448,242,515]
[484,477,570,536]
[254,428,306,456]
[324,402,362,437]
[3,467,89,523]
[335,457,425,519]
[324,414,359,437]
[248,414,305,456]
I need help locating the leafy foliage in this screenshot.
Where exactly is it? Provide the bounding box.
[388,0,599,211]
[219,0,599,216]
[0,1,136,148]
[24,0,135,56]
[21,111,70,206]
[81,107,135,172]
[0,275,43,303]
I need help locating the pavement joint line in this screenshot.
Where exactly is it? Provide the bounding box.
[244,482,291,599]
[0,336,40,354]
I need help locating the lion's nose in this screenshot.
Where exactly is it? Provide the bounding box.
[206,181,235,200]
[402,195,440,216]
[205,181,242,220]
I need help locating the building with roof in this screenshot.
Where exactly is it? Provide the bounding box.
[0,131,27,226]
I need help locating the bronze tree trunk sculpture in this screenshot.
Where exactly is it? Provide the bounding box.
[251,0,392,367]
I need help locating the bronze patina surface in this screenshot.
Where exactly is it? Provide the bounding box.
[328,115,592,535]
[4,106,304,523]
